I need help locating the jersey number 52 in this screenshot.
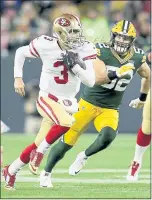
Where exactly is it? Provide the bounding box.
[102,66,133,91]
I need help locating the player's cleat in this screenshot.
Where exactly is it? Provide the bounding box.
[29,150,44,175]
[69,151,88,175]
[2,165,16,190]
[126,161,141,181]
[40,170,53,188]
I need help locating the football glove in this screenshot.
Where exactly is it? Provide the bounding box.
[62,50,86,71]
[116,63,135,78]
[129,98,145,109]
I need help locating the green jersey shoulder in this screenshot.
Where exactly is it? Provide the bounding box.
[95,42,146,69]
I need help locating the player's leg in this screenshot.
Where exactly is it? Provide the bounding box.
[3,96,58,189]
[127,91,151,181]
[2,118,52,190]
[69,108,119,175]
[39,99,97,187]
[29,96,76,174]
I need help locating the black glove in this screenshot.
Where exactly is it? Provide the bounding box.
[62,50,86,71]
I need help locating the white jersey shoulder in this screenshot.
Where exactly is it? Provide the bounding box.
[75,41,97,61]
[29,35,58,58]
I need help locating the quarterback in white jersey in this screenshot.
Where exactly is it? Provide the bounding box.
[14,35,96,121]
[2,14,98,190]
[15,35,96,98]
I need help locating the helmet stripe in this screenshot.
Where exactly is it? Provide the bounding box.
[122,20,130,33]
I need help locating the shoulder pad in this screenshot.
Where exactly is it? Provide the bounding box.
[95,42,110,58]
[133,46,145,55]
[29,35,57,57]
[78,41,97,61]
[35,35,57,49]
[96,42,110,49]
[82,41,96,52]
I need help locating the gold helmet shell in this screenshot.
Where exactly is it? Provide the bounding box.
[53,13,85,49]
[112,20,136,38]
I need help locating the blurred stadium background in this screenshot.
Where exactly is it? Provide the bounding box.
[1,0,151,134]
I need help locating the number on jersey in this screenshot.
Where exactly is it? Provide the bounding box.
[102,66,133,91]
[53,61,68,84]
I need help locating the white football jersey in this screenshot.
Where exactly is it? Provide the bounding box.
[29,35,96,98]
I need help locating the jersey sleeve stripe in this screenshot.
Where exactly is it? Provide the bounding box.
[39,97,60,125]
[31,40,40,57]
[83,54,97,61]
[29,45,37,57]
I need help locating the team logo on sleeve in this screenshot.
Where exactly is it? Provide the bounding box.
[58,18,71,27]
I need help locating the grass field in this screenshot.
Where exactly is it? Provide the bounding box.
[1,133,151,199]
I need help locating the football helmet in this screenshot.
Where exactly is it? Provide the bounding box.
[110,20,136,54]
[53,13,85,49]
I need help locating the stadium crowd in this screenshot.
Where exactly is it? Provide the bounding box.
[1,0,151,57]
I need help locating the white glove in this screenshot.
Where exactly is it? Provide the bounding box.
[129,98,145,109]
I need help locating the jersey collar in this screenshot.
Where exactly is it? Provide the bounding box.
[110,47,135,64]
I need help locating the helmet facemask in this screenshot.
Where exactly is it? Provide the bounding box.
[59,28,85,49]
[111,33,135,55]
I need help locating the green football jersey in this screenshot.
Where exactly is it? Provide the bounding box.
[81,43,146,110]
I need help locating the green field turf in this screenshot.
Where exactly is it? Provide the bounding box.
[1,133,151,199]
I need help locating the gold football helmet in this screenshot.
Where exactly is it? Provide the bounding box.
[110,20,137,54]
[53,13,85,49]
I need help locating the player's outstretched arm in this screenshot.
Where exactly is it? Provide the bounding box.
[129,62,150,109]
[14,45,39,96]
[92,58,135,85]
[92,58,109,85]
[137,62,151,94]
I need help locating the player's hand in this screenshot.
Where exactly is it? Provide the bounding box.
[62,50,86,71]
[116,63,135,78]
[129,98,145,109]
[14,77,25,97]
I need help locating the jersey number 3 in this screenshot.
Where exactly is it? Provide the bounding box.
[54,61,68,84]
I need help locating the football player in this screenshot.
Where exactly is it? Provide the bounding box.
[127,51,151,181]
[32,20,150,188]
[2,15,134,190]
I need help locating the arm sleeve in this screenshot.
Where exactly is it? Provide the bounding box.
[14,37,41,78]
[72,60,95,87]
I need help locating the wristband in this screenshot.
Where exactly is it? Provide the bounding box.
[107,71,118,80]
[139,93,147,101]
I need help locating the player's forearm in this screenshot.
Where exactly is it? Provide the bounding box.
[138,63,151,94]
[72,64,95,87]
[14,46,30,78]
[140,77,150,94]
[92,58,114,85]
